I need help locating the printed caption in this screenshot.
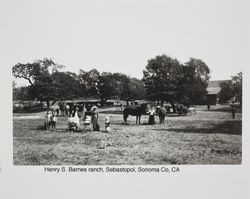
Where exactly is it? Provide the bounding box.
[44,166,180,173]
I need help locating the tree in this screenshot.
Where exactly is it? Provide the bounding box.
[231,72,242,105]
[219,72,242,105]
[180,58,210,105]
[28,72,81,108]
[97,72,120,105]
[118,76,145,106]
[142,55,183,107]
[78,69,100,98]
[13,85,31,101]
[12,58,63,86]
[219,81,234,103]
[143,55,210,108]
[12,58,77,109]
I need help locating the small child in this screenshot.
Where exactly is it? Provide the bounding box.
[50,114,57,131]
[44,111,52,130]
[105,116,112,133]
[68,114,75,132]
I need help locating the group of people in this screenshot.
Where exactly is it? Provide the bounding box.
[68,105,100,132]
[44,105,112,132]
[44,111,57,130]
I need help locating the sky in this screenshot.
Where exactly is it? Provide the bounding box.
[1,0,246,86]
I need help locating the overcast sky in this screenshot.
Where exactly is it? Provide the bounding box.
[1,0,246,86]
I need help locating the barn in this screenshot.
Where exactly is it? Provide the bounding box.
[206,80,226,105]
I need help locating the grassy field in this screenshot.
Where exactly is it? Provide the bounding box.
[13,105,242,165]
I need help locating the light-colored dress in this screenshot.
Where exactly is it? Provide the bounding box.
[73,111,80,127]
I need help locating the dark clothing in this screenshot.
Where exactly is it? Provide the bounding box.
[232,107,236,119]
[148,115,155,125]
[92,109,99,131]
[84,111,93,118]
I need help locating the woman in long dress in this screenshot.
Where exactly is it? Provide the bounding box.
[147,106,156,125]
[91,106,99,131]
[73,110,80,131]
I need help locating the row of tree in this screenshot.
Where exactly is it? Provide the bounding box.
[14,55,241,109]
[12,58,146,107]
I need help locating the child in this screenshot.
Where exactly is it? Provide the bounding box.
[50,114,57,131]
[105,116,112,133]
[44,111,52,130]
[68,114,75,132]
[83,107,93,132]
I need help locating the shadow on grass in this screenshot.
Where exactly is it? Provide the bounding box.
[152,120,242,135]
[204,106,242,113]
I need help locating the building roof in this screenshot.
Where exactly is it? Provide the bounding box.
[206,80,227,95]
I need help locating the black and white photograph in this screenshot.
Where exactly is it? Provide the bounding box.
[10,1,242,166]
[1,0,250,199]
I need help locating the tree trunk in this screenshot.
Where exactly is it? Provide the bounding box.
[126,100,129,106]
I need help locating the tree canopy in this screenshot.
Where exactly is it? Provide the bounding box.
[12,58,63,86]
[12,56,214,108]
[219,72,242,105]
[143,55,210,107]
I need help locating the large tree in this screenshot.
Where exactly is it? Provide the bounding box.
[28,71,81,108]
[118,75,145,106]
[12,58,63,86]
[78,69,100,98]
[179,58,210,105]
[12,58,78,108]
[143,55,210,107]
[97,72,120,105]
[142,55,183,107]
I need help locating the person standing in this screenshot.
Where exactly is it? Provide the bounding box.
[68,114,75,132]
[73,110,80,131]
[66,104,70,116]
[92,105,99,131]
[147,105,156,125]
[231,105,236,119]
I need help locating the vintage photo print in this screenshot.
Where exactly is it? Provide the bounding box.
[1,0,250,199]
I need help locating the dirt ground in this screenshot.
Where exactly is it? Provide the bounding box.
[13,105,242,165]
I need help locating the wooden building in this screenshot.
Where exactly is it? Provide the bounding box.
[206,80,226,105]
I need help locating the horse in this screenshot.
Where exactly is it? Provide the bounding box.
[156,106,167,124]
[123,103,150,124]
